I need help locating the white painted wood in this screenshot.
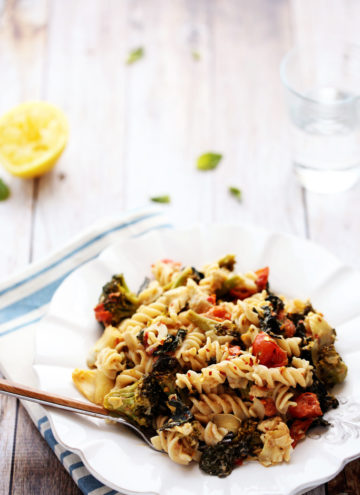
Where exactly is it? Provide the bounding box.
[0,0,47,278]
[0,0,48,490]
[211,0,306,235]
[123,0,216,224]
[31,0,128,260]
[0,372,17,494]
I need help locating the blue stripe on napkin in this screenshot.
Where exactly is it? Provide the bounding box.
[0,211,161,298]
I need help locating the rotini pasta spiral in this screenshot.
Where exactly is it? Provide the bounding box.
[190,393,265,422]
[258,417,293,466]
[203,421,228,446]
[119,298,168,333]
[251,359,313,389]
[151,260,181,287]
[176,353,256,393]
[275,336,302,357]
[151,417,202,464]
[181,338,230,371]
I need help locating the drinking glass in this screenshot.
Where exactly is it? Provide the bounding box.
[280,44,360,193]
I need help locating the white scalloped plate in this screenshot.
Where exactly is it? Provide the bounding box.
[33,224,360,495]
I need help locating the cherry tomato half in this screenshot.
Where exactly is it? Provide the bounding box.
[205,306,232,321]
[229,287,255,300]
[229,345,242,357]
[260,398,277,417]
[289,418,314,447]
[289,393,322,419]
[255,267,269,291]
[281,318,296,338]
[252,332,288,368]
[94,302,113,325]
[207,294,216,305]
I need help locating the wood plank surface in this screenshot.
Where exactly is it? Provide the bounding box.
[32,0,128,259]
[0,0,48,491]
[11,403,81,495]
[0,372,17,494]
[0,0,359,494]
[0,0,47,275]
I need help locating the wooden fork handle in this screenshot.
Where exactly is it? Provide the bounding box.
[0,377,109,416]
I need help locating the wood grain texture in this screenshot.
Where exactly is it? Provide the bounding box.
[211,0,306,234]
[0,0,48,278]
[0,373,17,494]
[327,458,360,495]
[11,403,81,495]
[0,0,48,492]
[32,0,128,260]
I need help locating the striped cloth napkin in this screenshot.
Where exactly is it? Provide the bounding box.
[0,207,171,495]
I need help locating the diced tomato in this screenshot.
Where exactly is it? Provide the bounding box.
[281,318,296,338]
[94,302,113,325]
[229,287,255,300]
[234,458,243,466]
[255,267,269,291]
[205,306,232,321]
[289,393,322,419]
[229,345,242,357]
[260,398,277,417]
[290,418,314,447]
[252,332,288,368]
[160,258,181,267]
[207,294,216,305]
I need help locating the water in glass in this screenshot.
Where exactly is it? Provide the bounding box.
[290,87,360,193]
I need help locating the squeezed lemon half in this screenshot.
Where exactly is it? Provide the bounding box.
[0,101,68,178]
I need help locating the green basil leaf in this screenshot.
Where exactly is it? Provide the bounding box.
[229,186,242,201]
[150,195,171,204]
[197,152,222,171]
[192,51,201,61]
[0,179,10,201]
[126,47,144,65]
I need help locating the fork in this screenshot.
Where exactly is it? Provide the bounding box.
[0,378,160,451]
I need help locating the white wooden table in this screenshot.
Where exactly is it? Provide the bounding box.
[0,0,359,493]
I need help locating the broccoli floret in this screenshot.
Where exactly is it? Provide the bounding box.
[166,266,204,290]
[185,309,236,335]
[155,369,179,396]
[103,375,163,426]
[94,274,139,327]
[152,355,181,374]
[218,254,236,271]
[315,344,347,388]
[199,419,262,477]
[215,274,244,299]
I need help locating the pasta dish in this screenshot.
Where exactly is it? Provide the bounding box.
[72,255,347,477]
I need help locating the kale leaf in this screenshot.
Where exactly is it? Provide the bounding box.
[153,329,187,356]
[159,395,194,430]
